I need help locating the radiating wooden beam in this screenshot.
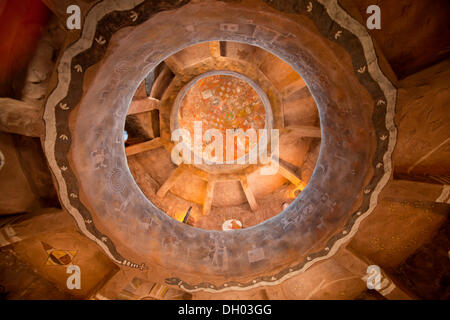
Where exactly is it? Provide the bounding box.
[209,41,221,58]
[277,161,303,186]
[219,41,227,57]
[145,64,163,96]
[282,126,321,138]
[164,56,183,75]
[156,166,185,198]
[126,138,163,157]
[240,176,258,211]
[127,97,160,115]
[202,180,216,216]
[150,64,174,100]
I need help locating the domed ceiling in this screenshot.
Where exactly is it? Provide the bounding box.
[42,0,398,292]
[125,43,320,231]
[0,0,446,301]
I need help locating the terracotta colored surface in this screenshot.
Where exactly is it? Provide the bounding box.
[178,74,266,161]
[349,193,448,268]
[0,0,448,300]
[394,60,450,176]
[47,0,393,292]
[13,229,119,299]
[0,132,40,214]
[350,0,450,79]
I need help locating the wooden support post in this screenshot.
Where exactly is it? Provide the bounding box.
[127,97,160,115]
[156,166,185,198]
[125,137,163,157]
[240,176,258,211]
[164,56,183,75]
[277,161,303,186]
[209,41,221,58]
[149,64,174,100]
[202,180,216,216]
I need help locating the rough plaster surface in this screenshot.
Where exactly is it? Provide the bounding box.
[43,0,397,292]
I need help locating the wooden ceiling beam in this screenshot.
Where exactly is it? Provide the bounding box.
[202,180,216,216]
[149,64,174,100]
[209,41,221,58]
[240,175,258,211]
[277,161,303,186]
[156,165,186,198]
[127,97,160,115]
[164,56,183,75]
[125,137,163,157]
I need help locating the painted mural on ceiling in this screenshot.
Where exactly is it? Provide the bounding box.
[178,74,266,161]
[41,242,77,266]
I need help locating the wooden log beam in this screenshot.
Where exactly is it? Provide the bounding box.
[125,137,163,157]
[240,176,258,211]
[150,64,174,100]
[277,161,303,186]
[209,41,221,58]
[0,98,43,137]
[156,166,185,198]
[164,56,183,75]
[145,66,160,96]
[219,41,227,57]
[202,180,216,216]
[127,97,160,115]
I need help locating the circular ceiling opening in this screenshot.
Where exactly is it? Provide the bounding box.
[125,41,321,231]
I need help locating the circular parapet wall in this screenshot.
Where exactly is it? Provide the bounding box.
[43,0,396,292]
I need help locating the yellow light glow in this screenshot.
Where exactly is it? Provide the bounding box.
[289,182,306,199]
[175,211,186,222]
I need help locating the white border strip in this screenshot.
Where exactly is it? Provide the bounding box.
[43,0,145,265]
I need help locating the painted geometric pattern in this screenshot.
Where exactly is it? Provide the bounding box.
[41,242,77,266]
